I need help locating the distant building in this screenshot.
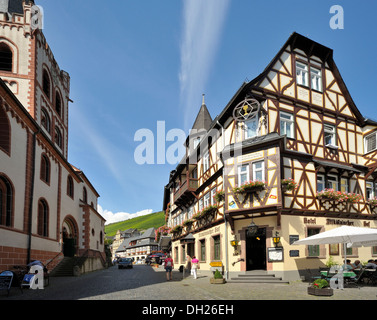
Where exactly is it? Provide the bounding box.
[115,228,159,261]
[111,228,141,259]
[0,0,106,272]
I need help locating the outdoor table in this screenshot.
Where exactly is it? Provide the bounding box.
[320,270,356,278]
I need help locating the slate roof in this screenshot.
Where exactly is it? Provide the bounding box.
[116,227,157,253]
[0,0,34,15]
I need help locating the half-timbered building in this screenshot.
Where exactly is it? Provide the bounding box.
[163,32,377,281]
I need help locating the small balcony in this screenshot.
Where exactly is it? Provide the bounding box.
[173,178,198,207]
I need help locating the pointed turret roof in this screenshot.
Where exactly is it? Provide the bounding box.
[190,94,213,132]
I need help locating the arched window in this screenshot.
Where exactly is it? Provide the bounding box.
[42,69,51,98]
[0,43,12,72]
[83,187,87,203]
[55,127,62,149]
[67,175,74,198]
[55,91,62,116]
[0,106,10,154]
[0,174,13,227]
[37,199,49,237]
[41,108,50,134]
[40,154,50,184]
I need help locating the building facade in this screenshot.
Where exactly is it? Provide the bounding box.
[163,32,377,281]
[0,0,106,271]
[115,228,158,262]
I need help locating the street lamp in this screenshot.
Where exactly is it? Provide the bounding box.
[230,236,240,256]
[273,232,281,247]
[246,217,258,237]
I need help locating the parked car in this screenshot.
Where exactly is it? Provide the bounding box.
[118,258,133,269]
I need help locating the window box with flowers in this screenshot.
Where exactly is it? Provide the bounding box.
[316,189,363,204]
[155,225,171,242]
[281,178,298,192]
[171,224,183,235]
[183,219,195,231]
[214,190,225,203]
[193,205,218,226]
[234,180,266,195]
[368,197,377,207]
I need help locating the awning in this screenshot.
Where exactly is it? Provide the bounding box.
[313,159,363,174]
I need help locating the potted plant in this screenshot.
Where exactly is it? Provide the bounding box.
[210,269,226,284]
[307,279,333,296]
[325,255,338,268]
[281,178,298,192]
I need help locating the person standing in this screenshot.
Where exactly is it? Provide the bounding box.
[164,254,174,281]
[191,256,199,279]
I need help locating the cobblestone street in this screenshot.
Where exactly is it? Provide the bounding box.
[1,264,377,301]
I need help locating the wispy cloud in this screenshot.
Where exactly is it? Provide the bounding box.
[179,0,230,131]
[70,106,127,190]
[98,204,153,225]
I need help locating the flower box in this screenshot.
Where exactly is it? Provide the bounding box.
[210,278,226,284]
[307,286,333,296]
[234,181,266,195]
[281,178,298,192]
[316,189,362,203]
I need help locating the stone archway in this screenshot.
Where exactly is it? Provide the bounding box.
[62,216,78,257]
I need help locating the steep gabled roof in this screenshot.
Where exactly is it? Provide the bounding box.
[247,32,365,124]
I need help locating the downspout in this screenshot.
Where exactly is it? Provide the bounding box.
[217,120,228,280]
[27,129,38,264]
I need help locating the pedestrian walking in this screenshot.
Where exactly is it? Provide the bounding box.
[164,254,174,281]
[184,255,191,279]
[191,256,199,279]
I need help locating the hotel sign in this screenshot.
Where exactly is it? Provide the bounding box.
[303,217,369,227]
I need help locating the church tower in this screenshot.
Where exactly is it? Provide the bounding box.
[0,0,70,158]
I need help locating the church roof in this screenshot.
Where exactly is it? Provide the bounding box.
[0,0,34,15]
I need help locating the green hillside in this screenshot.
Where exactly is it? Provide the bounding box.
[105,211,165,238]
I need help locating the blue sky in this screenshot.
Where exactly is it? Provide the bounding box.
[36,0,377,224]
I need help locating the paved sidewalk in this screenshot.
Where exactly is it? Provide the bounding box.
[1,265,376,300]
[160,267,377,300]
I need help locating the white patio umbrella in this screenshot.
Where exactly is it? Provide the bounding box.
[292,226,377,266]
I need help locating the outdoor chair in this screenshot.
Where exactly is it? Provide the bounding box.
[345,267,365,289]
[306,268,321,282]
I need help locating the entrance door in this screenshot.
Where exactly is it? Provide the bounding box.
[63,237,76,257]
[246,228,266,270]
[186,243,195,258]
